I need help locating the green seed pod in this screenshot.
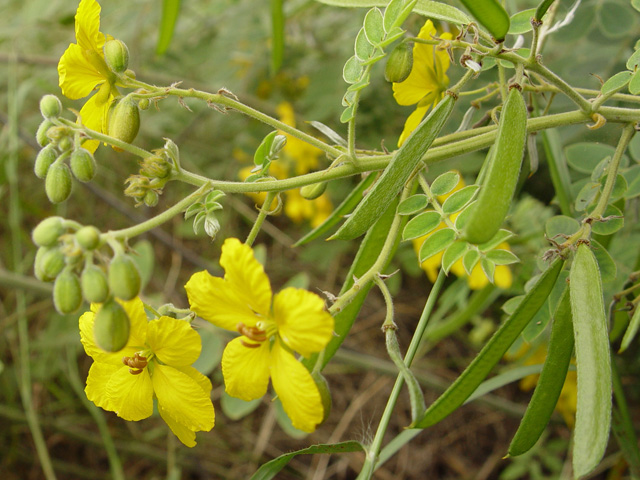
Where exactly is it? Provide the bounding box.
[36,119,53,147]
[312,372,332,424]
[53,269,83,314]
[93,298,131,352]
[34,145,58,179]
[300,182,328,200]
[108,98,140,147]
[81,264,109,303]
[462,86,527,245]
[39,94,62,119]
[75,225,101,250]
[45,163,73,204]
[32,216,65,247]
[384,42,413,83]
[108,254,141,301]
[70,148,96,182]
[103,39,129,74]
[35,247,66,282]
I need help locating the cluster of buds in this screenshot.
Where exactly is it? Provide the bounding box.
[32,216,142,351]
[184,190,225,239]
[124,138,178,207]
[35,95,98,203]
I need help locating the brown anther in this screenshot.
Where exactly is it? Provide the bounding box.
[240,339,262,349]
[122,352,148,375]
[236,322,267,342]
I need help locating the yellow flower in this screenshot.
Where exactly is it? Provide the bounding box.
[79,297,215,447]
[58,0,118,152]
[412,172,513,290]
[185,238,334,432]
[393,20,452,146]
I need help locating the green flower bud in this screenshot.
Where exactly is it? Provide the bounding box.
[104,39,129,74]
[93,299,131,352]
[35,246,65,282]
[108,98,140,148]
[36,120,53,147]
[53,269,83,314]
[57,136,73,152]
[34,145,58,179]
[138,98,150,110]
[144,190,159,207]
[81,265,109,303]
[75,226,101,250]
[108,254,141,301]
[384,42,413,83]
[300,182,327,200]
[39,94,63,119]
[32,216,65,247]
[45,163,72,204]
[140,155,171,178]
[70,148,96,182]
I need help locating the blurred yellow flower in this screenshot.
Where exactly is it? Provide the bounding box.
[185,238,334,432]
[79,297,214,447]
[58,0,118,152]
[412,172,513,290]
[393,20,452,146]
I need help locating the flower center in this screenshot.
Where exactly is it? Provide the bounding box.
[122,352,148,375]
[237,323,267,348]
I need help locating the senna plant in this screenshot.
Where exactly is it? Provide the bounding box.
[24,0,640,477]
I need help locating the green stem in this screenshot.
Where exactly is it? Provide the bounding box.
[417,174,457,232]
[527,20,542,63]
[591,123,635,219]
[106,183,211,240]
[357,269,447,479]
[347,65,372,162]
[245,191,277,246]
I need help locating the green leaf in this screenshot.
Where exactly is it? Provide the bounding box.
[627,49,640,70]
[307,121,348,147]
[592,156,611,182]
[192,327,223,376]
[592,239,617,283]
[591,204,624,235]
[622,165,640,198]
[131,240,154,290]
[545,215,580,239]
[271,0,285,75]
[459,0,510,41]
[620,304,640,352]
[454,200,476,231]
[476,229,514,252]
[255,131,278,166]
[628,134,640,162]
[274,398,308,439]
[597,1,636,39]
[383,0,404,32]
[600,173,628,202]
[220,392,262,421]
[463,249,480,275]
[402,211,442,241]
[564,142,619,174]
[346,76,371,92]
[342,55,364,84]
[156,0,181,55]
[441,241,468,274]
[340,105,355,123]
[481,257,495,283]
[397,194,429,215]
[419,228,455,262]
[250,441,364,480]
[441,185,479,216]
[575,181,599,212]
[509,9,536,35]
[485,249,519,266]
[630,69,640,95]
[633,0,640,12]
[601,71,632,96]
[354,27,375,61]
[430,171,460,197]
[364,7,385,45]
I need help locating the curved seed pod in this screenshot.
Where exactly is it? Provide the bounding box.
[459,0,510,41]
[570,243,612,479]
[535,0,556,21]
[332,93,456,240]
[415,258,564,428]
[93,298,131,352]
[508,286,574,456]
[312,371,332,424]
[53,269,83,314]
[463,87,527,245]
[108,254,141,301]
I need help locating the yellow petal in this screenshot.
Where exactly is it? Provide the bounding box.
[221,336,270,401]
[176,366,213,395]
[152,365,215,432]
[270,340,323,433]
[467,263,489,290]
[119,297,148,347]
[58,43,105,100]
[79,308,139,365]
[106,368,154,421]
[85,362,120,411]
[147,316,201,367]
[273,288,334,358]
[158,404,197,447]
[74,0,105,53]
[398,105,429,147]
[78,92,113,153]
[494,265,513,289]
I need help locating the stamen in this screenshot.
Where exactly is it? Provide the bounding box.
[240,339,262,349]
[236,322,267,342]
[122,352,148,375]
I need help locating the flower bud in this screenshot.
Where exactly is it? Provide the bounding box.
[75,226,101,250]
[34,145,58,179]
[39,94,62,119]
[45,163,72,204]
[35,246,65,282]
[143,190,159,207]
[32,216,65,247]
[300,182,327,200]
[138,98,150,110]
[140,155,171,178]
[81,264,109,303]
[93,299,131,352]
[104,39,129,74]
[384,42,413,83]
[108,254,141,301]
[53,269,83,314]
[108,98,140,147]
[70,148,96,182]
[36,120,53,147]
[269,134,287,158]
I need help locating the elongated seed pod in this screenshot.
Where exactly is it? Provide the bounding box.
[535,0,556,21]
[463,87,527,245]
[332,93,456,240]
[415,258,564,428]
[508,286,574,456]
[459,0,510,41]
[570,244,612,479]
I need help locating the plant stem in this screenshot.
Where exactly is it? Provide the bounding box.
[245,191,277,246]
